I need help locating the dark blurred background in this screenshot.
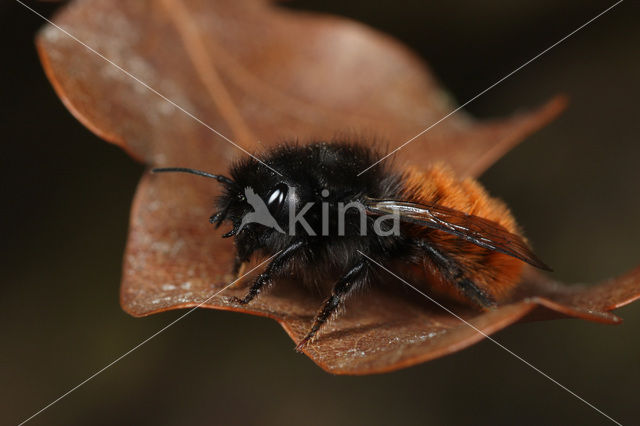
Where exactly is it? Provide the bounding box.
[2,1,639,425]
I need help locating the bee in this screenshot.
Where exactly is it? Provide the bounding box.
[153,141,550,350]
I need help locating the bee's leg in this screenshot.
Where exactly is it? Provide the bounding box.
[209,207,228,228]
[295,259,369,351]
[417,241,496,308]
[230,240,305,305]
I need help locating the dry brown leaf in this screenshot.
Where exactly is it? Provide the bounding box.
[36,0,640,374]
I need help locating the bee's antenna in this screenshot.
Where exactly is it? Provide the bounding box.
[152,167,236,187]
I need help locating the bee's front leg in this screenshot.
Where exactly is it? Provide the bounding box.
[230,240,306,305]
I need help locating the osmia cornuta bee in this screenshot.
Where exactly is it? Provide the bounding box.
[153,141,550,349]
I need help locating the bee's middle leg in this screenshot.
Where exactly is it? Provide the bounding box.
[296,259,369,351]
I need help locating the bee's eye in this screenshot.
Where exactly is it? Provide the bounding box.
[267,183,289,211]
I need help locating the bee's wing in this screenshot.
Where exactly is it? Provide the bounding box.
[363,198,551,271]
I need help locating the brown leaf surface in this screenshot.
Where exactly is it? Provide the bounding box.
[36,0,640,374]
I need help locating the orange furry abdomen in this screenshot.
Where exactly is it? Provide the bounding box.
[401,164,525,304]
